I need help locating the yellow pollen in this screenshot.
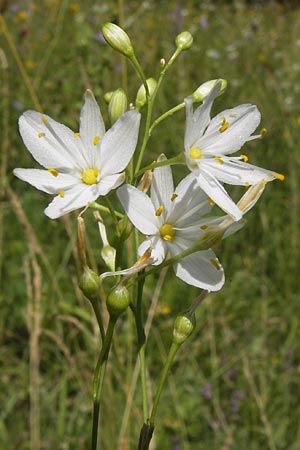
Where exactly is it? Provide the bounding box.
[160,223,175,242]
[155,205,164,216]
[214,156,224,164]
[240,154,249,162]
[41,116,47,123]
[171,193,178,202]
[219,116,229,133]
[82,168,99,185]
[260,127,267,138]
[200,225,208,230]
[38,132,45,138]
[210,258,221,270]
[74,132,80,138]
[276,173,285,181]
[59,190,65,198]
[93,135,100,145]
[139,247,152,262]
[208,197,214,206]
[48,168,58,177]
[189,147,202,159]
[245,182,250,187]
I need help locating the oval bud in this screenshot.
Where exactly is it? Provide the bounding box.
[108,88,128,124]
[104,91,114,104]
[192,79,227,103]
[102,23,134,57]
[175,31,193,51]
[107,285,130,318]
[173,312,195,345]
[135,78,157,109]
[79,267,100,301]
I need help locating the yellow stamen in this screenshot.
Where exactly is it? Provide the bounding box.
[208,197,214,206]
[214,156,224,164]
[189,147,202,159]
[160,223,175,242]
[139,247,152,262]
[93,135,100,145]
[276,173,285,181]
[171,193,178,202]
[245,182,250,187]
[48,168,58,177]
[82,168,99,185]
[74,132,80,138]
[59,190,65,198]
[155,205,164,216]
[200,225,208,230]
[41,116,47,123]
[260,127,267,138]
[240,154,249,162]
[210,258,221,270]
[38,132,45,138]
[219,115,229,133]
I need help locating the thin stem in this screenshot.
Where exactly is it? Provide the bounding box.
[91,298,105,343]
[88,201,124,219]
[91,317,116,450]
[134,153,185,180]
[149,102,184,135]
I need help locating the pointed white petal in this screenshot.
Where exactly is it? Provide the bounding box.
[151,154,174,214]
[138,236,166,265]
[100,110,141,175]
[97,173,125,196]
[196,170,243,221]
[44,183,102,219]
[19,111,84,170]
[199,104,261,155]
[79,90,105,165]
[174,249,225,291]
[202,158,276,185]
[13,168,79,194]
[184,81,221,151]
[117,184,158,234]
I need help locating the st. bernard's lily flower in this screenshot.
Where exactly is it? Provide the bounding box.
[184,81,284,221]
[14,90,140,219]
[117,156,225,291]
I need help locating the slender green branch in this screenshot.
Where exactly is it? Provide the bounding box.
[88,201,124,219]
[149,102,185,135]
[134,153,185,181]
[90,298,105,342]
[129,53,150,97]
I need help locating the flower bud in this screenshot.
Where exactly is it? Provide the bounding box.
[106,285,130,318]
[102,23,134,57]
[135,78,157,109]
[101,244,116,272]
[192,79,227,103]
[173,311,196,345]
[108,88,128,124]
[175,31,193,51]
[79,267,101,301]
[104,91,114,104]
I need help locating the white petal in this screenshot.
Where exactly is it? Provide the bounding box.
[151,154,174,215]
[44,183,102,219]
[138,236,166,265]
[100,110,141,175]
[184,81,221,151]
[79,90,105,165]
[19,111,85,170]
[174,249,225,291]
[117,184,158,234]
[202,158,276,185]
[13,168,79,194]
[97,173,125,196]
[195,170,243,221]
[199,104,261,155]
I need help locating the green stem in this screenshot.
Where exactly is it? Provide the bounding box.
[134,153,184,180]
[91,317,116,450]
[149,102,184,135]
[91,298,105,342]
[88,201,124,219]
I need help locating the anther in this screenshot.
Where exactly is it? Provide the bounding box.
[155,205,164,216]
[171,193,178,202]
[48,168,58,177]
[214,156,224,164]
[93,136,100,145]
[210,258,221,270]
[38,132,45,138]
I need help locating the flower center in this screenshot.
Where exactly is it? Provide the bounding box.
[160,223,175,242]
[189,147,202,159]
[82,168,99,185]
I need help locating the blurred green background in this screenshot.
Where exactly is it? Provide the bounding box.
[1,0,300,449]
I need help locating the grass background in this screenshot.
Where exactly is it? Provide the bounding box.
[1,0,300,449]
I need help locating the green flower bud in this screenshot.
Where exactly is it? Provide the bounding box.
[102,23,134,57]
[173,312,195,345]
[175,31,193,51]
[135,78,157,109]
[79,267,100,301]
[107,285,130,318]
[101,244,116,272]
[104,91,114,104]
[192,79,227,103]
[108,88,128,124]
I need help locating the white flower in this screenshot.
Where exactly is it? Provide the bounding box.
[184,81,284,221]
[14,90,141,219]
[117,156,225,291]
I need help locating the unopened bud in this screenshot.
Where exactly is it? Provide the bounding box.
[107,285,130,318]
[101,244,116,272]
[135,78,157,109]
[108,88,128,124]
[104,91,114,104]
[175,31,193,51]
[173,312,196,345]
[79,267,101,301]
[102,23,134,57]
[192,79,227,103]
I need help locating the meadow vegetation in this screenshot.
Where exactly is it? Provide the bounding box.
[1,1,300,449]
